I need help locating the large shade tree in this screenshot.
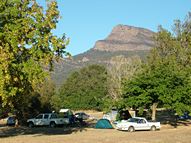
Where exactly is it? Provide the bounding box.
[121,13,191,120]
[0,0,69,119]
[122,60,191,121]
[55,65,108,110]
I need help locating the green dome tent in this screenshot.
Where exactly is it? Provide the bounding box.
[95,119,113,129]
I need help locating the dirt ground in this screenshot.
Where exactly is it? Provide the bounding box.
[0,123,191,143]
[1,111,191,143]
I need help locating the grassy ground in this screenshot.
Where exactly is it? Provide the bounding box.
[0,111,191,143]
[0,125,191,143]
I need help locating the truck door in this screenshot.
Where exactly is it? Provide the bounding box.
[43,114,50,125]
[137,119,150,130]
[34,114,43,126]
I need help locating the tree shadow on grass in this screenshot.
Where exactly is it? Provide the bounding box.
[156,110,191,128]
[0,121,96,138]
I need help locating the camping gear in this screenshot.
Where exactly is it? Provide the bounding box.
[119,110,132,120]
[95,119,113,129]
[103,109,118,121]
[59,109,75,124]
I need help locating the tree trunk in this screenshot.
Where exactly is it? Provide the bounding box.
[151,103,158,121]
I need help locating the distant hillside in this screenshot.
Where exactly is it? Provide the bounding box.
[52,24,155,87]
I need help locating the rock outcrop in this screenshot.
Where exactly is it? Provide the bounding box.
[93,24,155,51]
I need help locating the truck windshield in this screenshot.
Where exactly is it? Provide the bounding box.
[36,114,43,119]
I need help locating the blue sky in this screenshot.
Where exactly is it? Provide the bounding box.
[38,0,191,56]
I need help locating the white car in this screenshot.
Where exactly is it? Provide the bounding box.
[75,112,90,120]
[0,116,16,126]
[116,117,160,132]
[27,113,69,128]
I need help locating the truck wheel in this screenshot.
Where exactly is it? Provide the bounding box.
[151,125,156,131]
[128,126,135,132]
[50,122,56,128]
[28,122,34,128]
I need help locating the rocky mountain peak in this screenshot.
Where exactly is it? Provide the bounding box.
[53,24,155,87]
[93,24,155,52]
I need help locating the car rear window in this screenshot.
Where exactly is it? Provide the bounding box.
[127,118,139,122]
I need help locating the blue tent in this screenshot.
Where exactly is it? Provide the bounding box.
[95,119,113,129]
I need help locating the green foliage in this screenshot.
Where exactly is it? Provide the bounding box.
[55,65,108,110]
[51,93,62,111]
[39,78,56,112]
[122,61,191,115]
[0,0,69,119]
[101,98,115,113]
[121,12,191,116]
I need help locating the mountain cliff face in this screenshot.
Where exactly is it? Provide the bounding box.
[93,24,155,52]
[52,25,155,87]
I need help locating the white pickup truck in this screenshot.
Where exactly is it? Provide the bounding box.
[27,113,69,128]
[116,117,160,132]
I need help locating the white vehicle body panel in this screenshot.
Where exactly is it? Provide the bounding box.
[27,113,69,126]
[116,117,160,131]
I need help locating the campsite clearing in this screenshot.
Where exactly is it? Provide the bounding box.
[1,111,191,143]
[0,125,191,143]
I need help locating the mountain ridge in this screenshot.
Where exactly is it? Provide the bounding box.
[52,24,155,87]
[93,24,155,51]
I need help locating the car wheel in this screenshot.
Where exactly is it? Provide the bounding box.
[50,122,56,128]
[151,125,156,131]
[128,126,135,132]
[28,122,34,128]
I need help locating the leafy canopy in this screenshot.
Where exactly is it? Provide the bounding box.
[121,12,191,115]
[55,65,108,110]
[0,0,69,109]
